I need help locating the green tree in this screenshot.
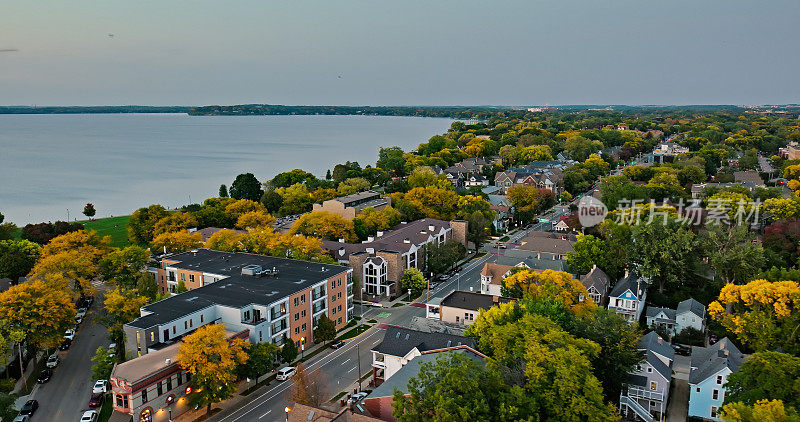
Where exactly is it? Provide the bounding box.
[98,245,149,288]
[629,220,698,293]
[0,240,41,281]
[401,268,426,297]
[465,211,491,253]
[237,342,280,381]
[91,346,116,380]
[721,400,800,422]
[135,272,159,301]
[83,203,96,219]
[127,204,168,244]
[176,280,188,293]
[425,240,465,276]
[276,183,313,216]
[219,184,229,198]
[281,339,298,363]
[313,314,336,345]
[701,223,764,287]
[564,136,603,162]
[566,234,607,275]
[377,146,407,176]
[724,352,800,409]
[260,189,284,214]
[229,173,264,202]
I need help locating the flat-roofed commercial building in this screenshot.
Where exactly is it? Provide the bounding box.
[313,190,391,220]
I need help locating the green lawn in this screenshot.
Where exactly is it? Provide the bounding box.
[82,215,132,248]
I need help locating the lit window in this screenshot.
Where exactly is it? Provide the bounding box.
[650,381,657,391]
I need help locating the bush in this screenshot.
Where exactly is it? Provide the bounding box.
[674,327,705,346]
[0,378,15,394]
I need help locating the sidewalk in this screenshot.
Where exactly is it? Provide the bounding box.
[11,351,43,412]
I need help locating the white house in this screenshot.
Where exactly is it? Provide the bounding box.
[607,272,649,323]
[646,298,706,336]
[688,339,748,421]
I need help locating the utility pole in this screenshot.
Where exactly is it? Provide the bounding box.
[66,208,70,221]
[356,344,362,392]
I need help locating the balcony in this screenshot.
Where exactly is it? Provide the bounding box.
[241,317,267,326]
[627,386,664,402]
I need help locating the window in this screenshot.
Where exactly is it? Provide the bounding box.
[716,375,723,385]
[338,292,342,299]
[166,377,172,390]
[186,372,191,382]
[301,295,306,304]
[189,319,193,328]
[184,321,188,330]
[302,323,307,332]
[647,367,653,373]
[712,389,719,400]
[189,274,195,283]
[338,305,342,312]
[301,310,306,318]
[177,372,182,385]
[150,332,155,342]
[295,327,300,335]
[116,395,123,407]
[711,407,718,418]
[338,317,342,324]
[141,388,148,403]
[696,387,701,393]
[294,313,299,321]
[180,273,186,281]
[332,307,336,315]
[157,382,163,396]
[172,326,176,334]
[244,311,250,321]
[456,316,460,322]
[259,331,262,341]
[200,314,204,323]
[650,381,657,390]
[294,297,299,307]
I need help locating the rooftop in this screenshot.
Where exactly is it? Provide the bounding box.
[689,338,747,385]
[372,326,476,358]
[128,249,349,329]
[368,349,485,399]
[321,218,459,260]
[440,291,513,312]
[334,190,383,206]
[677,298,705,318]
[516,232,575,255]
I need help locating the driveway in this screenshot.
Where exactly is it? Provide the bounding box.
[33,286,111,421]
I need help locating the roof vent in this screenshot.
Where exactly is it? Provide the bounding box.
[366,247,374,254]
[395,332,400,338]
[428,225,435,231]
[367,236,374,242]
[165,358,171,364]
[377,231,384,237]
[339,238,345,243]
[404,334,410,340]
[403,238,410,244]
[420,231,426,235]
[447,340,451,347]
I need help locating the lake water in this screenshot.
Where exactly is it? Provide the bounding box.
[0,114,451,224]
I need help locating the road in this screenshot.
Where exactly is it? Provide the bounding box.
[34,286,111,421]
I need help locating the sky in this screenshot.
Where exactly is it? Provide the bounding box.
[1,0,799,106]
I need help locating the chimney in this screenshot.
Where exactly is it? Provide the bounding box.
[403,238,410,244]
[165,358,171,365]
[367,236,374,242]
[377,231,384,237]
[339,238,345,243]
[428,225,435,231]
[366,247,374,254]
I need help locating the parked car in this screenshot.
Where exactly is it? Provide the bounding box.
[330,340,345,349]
[499,244,507,249]
[46,353,59,368]
[76,308,87,319]
[19,399,38,416]
[88,392,104,408]
[64,329,76,341]
[276,367,296,381]
[59,339,72,351]
[91,379,108,394]
[672,344,691,356]
[108,343,117,354]
[75,315,83,325]
[37,368,52,384]
[348,392,368,404]
[80,410,98,422]
[709,334,719,345]
[437,274,449,281]
[12,415,29,422]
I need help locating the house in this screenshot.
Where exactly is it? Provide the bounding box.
[321,219,467,299]
[553,217,571,232]
[619,331,675,422]
[647,142,689,164]
[607,272,649,323]
[645,298,706,336]
[370,326,476,384]
[464,173,489,187]
[733,171,765,188]
[110,329,249,422]
[287,403,380,422]
[515,231,575,261]
[493,164,565,195]
[478,252,567,296]
[313,191,391,220]
[365,348,485,421]
[779,141,800,160]
[438,291,513,325]
[579,265,610,305]
[688,339,748,420]
[129,249,352,357]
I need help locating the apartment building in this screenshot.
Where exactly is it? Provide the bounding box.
[321,219,467,299]
[312,190,391,220]
[126,249,353,357]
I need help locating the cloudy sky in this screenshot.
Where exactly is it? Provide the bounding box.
[2,0,798,106]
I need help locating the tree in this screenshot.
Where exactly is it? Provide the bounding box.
[646,172,684,200]
[236,210,275,230]
[377,146,407,176]
[289,211,358,242]
[270,169,318,188]
[709,279,800,355]
[237,342,280,382]
[83,203,96,219]
[762,198,800,220]
[599,175,647,211]
[20,221,84,244]
[281,339,298,363]
[720,400,800,422]
[260,190,284,214]
[176,280,188,293]
[229,173,264,202]
[566,234,607,275]
[205,229,248,252]
[501,269,595,314]
[0,240,41,281]
[102,288,149,342]
[219,184,229,198]
[465,211,491,253]
[425,240,466,276]
[391,187,459,220]
[407,167,451,190]
[127,204,168,244]
[507,186,553,222]
[352,206,402,240]
[91,346,116,380]
[762,220,800,268]
[151,231,203,253]
[564,136,603,162]
[29,230,110,296]
[0,280,76,350]
[98,245,149,288]
[177,324,248,415]
[724,352,800,410]
[153,212,198,236]
[224,199,266,220]
[628,220,698,293]
[136,272,159,301]
[336,177,371,196]
[0,221,16,241]
[287,363,327,407]
[401,268,426,297]
[276,183,313,216]
[313,314,336,345]
[701,223,764,286]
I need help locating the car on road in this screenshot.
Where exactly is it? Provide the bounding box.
[92,380,109,393]
[37,368,52,383]
[499,244,507,249]
[88,392,104,408]
[80,410,98,422]
[330,340,345,349]
[12,415,29,422]
[59,339,72,351]
[46,353,59,368]
[76,307,87,319]
[276,366,296,381]
[437,274,449,281]
[64,329,76,341]
[19,399,38,416]
[348,392,368,404]
[672,344,691,356]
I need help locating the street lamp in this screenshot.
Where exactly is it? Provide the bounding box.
[285,406,291,422]
[300,337,305,359]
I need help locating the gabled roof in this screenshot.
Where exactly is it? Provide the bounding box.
[480,262,513,282]
[610,272,646,298]
[639,331,675,362]
[689,338,747,385]
[677,298,705,318]
[371,327,476,358]
[646,351,672,381]
[321,218,457,259]
[646,306,677,322]
[579,266,610,293]
[516,232,575,255]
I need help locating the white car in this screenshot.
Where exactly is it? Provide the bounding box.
[76,308,87,318]
[75,316,83,325]
[91,380,108,394]
[276,367,296,381]
[46,354,59,368]
[13,415,29,422]
[348,392,368,404]
[107,343,117,355]
[64,329,76,341]
[79,410,98,422]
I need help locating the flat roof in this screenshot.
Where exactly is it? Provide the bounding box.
[127,249,349,329]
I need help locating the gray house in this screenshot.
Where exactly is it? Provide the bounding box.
[620,331,675,422]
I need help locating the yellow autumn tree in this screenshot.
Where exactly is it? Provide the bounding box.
[289,211,358,243]
[720,399,800,422]
[177,324,248,415]
[502,269,596,315]
[246,228,331,262]
[709,279,800,355]
[205,229,249,252]
[28,229,111,296]
[153,212,198,236]
[224,199,266,220]
[151,231,203,253]
[102,288,149,342]
[235,210,275,230]
[0,279,76,349]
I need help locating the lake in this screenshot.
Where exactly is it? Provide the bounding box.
[0,114,451,224]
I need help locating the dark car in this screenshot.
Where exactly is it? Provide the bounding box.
[709,334,719,345]
[330,340,346,349]
[672,344,691,356]
[59,338,72,351]
[88,392,104,408]
[37,368,52,384]
[19,399,38,415]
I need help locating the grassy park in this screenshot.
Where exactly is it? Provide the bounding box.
[13,215,132,248]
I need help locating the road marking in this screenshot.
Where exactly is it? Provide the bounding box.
[258,410,271,419]
[340,358,351,366]
[347,366,357,373]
